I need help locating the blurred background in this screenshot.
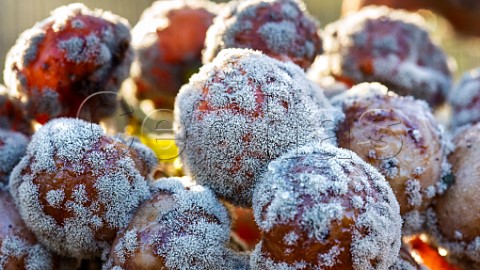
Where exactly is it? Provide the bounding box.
[0,0,478,84]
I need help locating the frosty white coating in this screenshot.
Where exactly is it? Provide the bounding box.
[449,67,480,129]
[0,236,52,270]
[174,48,342,206]
[3,3,133,121]
[426,123,480,265]
[203,0,321,69]
[0,191,53,270]
[149,178,231,227]
[252,142,402,269]
[388,257,417,270]
[9,118,152,259]
[315,6,451,106]
[107,177,249,270]
[332,82,452,234]
[114,134,159,175]
[0,129,28,188]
